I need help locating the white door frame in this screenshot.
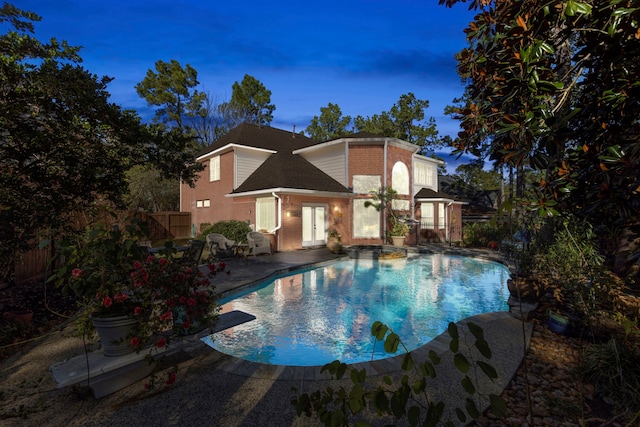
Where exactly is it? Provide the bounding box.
[301,203,328,247]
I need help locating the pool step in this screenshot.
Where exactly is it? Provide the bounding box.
[49,310,256,398]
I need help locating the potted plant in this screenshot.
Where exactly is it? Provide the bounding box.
[50,216,226,358]
[389,218,410,246]
[326,229,342,253]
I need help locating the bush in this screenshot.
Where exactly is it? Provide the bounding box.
[199,220,252,244]
[580,338,640,412]
[462,222,509,248]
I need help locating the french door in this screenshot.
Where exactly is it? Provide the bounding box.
[302,205,327,247]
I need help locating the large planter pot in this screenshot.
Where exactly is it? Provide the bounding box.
[92,315,138,357]
[547,310,580,336]
[326,237,342,254]
[391,236,405,247]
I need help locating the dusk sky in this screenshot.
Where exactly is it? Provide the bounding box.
[20,1,477,171]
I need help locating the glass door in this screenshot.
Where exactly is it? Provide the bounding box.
[302,205,327,247]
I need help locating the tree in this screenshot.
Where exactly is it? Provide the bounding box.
[135,59,205,129]
[124,165,179,212]
[442,0,640,275]
[305,103,352,141]
[184,89,236,147]
[220,74,275,127]
[355,93,447,155]
[442,160,503,208]
[0,3,203,282]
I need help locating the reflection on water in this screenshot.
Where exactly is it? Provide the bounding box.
[204,254,509,366]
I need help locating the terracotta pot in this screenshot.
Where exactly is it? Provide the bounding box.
[391,236,405,247]
[92,315,138,357]
[326,237,342,254]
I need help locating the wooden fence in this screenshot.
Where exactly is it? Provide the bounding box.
[10,211,191,285]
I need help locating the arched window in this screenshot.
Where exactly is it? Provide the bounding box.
[392,161,409,195]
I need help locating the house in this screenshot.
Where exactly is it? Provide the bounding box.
[180,123,463,251]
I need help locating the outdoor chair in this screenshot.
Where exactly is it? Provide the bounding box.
[179,239,205,269]
[247,231,272,257]
[206,233,236,261]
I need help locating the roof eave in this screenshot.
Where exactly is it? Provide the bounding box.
[226,188,353,198]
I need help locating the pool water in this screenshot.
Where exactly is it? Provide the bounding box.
[202,254,510,366]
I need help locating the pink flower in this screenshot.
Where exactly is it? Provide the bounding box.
[218,262,226,270]
[71,268,82,278]
[159,257,169,266]
[156,338,166,348]
[166,372,176,385]
[130,337,140,347]
[159,311,172,321]
[187,297,197,307]
[102,296,113,308]
[113,293,128,303]
[134,306,143,315]
[133,260,142,269]
[146,255,156,263]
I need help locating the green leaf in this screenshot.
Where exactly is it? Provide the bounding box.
[401,354,414,371]
[465,398,480,419]
[475,339,492,359]
[467,322,484,340]
[384,332,400,353]
[454,353,470,373]
[461,375,476,394]
[421,361,436,378]
[449,337,459,353]
[490,394,508,418]
[413,378,427,394]
[373,389,389,412]
[408,405,420,426]
[447,322,459,338]
[478,361,499,379]
[428,350,441,365]
[371,321,388,340]
[455,407,467,423]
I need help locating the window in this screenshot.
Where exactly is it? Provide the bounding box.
[209,156,220,181]
[196,200,203,208]
[438,203,445,229]
[392,162,409,195]
[256,197,276,232]
[421,203,434,229]
[353,199,380,238]
[414,161,433,187]
[353,175,381,194]
[203,199,210,208]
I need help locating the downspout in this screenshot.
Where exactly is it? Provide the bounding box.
[271,192,282,249]
[383,140,388,240]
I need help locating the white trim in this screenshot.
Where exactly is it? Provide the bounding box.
[225,188,353,198]
[196,144,276,161]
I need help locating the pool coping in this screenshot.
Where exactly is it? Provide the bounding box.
[203,311,529,381]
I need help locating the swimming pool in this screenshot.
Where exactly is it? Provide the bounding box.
[202,253,510,366]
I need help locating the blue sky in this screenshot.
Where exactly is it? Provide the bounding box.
[20,0,477,172]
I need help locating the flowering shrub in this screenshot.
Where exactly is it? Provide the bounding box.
[51,216,228,351]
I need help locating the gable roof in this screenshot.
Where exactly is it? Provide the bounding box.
[197,123,317,157]
[232,150,350,194]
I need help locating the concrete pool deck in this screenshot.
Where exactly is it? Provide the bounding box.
[30,245,531,426]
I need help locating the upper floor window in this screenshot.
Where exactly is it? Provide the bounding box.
[414,161,433,187]
[209,156,220,181]
[353,175,381,194]
[392,162,409,195]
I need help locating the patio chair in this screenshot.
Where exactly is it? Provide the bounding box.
[206,233,236,261]
[247,231,272,257]
[179,239,205,269]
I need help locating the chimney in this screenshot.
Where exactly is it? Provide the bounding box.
[292,124,296,137]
